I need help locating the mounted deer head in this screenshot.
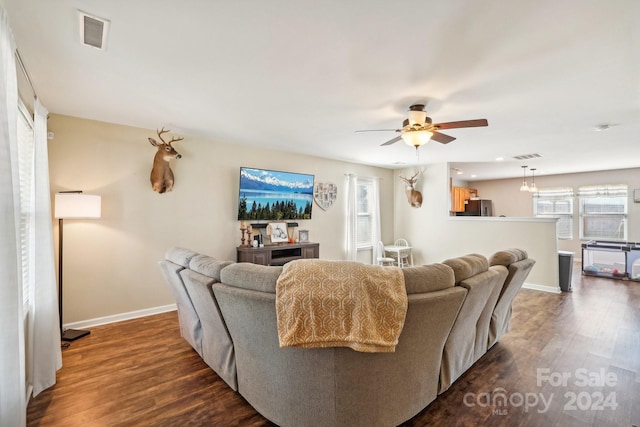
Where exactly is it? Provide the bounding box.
[399,169,423,208]
[149,127,183,193]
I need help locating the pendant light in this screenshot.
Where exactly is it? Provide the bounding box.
[529,168,538,193]
[519,166,529,192]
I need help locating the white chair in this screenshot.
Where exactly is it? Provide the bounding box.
[394,238,412,268]
[377,241,396,266]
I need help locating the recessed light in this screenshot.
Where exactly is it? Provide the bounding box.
[471,174,477,178]
[495,157,504,161]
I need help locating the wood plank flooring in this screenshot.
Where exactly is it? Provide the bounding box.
[28,264,640,426]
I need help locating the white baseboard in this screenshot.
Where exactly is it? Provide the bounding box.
[522,282,562,294]
[63,304,177,330]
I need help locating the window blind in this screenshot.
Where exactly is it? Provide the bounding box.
[533,187,574,239]
[578,184,628,240]
[577,184,627,198]
[16,102,34,311]
[356,180,372,247]
[532,187,574,200]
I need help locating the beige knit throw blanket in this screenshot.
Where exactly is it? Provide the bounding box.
[276,259,408,353]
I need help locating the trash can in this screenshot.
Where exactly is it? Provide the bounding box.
[558,251,574,292]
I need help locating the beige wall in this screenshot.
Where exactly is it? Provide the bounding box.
[48,114,395,325]
[472,167,640,256]
[393,163,559,290]
[52,114,635,324]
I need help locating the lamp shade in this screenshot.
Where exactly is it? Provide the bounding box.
[401,129,433,147]
[54,193,101,219]
[407,109,427,126]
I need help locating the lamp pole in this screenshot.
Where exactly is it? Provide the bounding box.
[58,217,64,336]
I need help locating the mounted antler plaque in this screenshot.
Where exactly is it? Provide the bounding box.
[399,170,423,208]
[149,127,183,193]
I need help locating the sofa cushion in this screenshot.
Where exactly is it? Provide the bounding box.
[442,254,488,283]
[220,262,283,293]
[489,248,528,267]
[402,264,455,294]
[189,255,234,281]
[165,247,199,267]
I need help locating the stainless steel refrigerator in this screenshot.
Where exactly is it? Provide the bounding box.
[465,199,492,216]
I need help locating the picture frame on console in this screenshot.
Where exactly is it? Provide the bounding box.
[268,222,289,243]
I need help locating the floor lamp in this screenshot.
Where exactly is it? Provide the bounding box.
[54,191,102,341]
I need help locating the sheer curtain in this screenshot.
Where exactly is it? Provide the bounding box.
[0,5,27,426]
[1,5,61,424]
[29,98,61,396]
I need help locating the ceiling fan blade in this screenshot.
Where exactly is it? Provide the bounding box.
[355,129,399,133]
[431,131,456,144]
[381,136,402,146]
[434,119,488,130]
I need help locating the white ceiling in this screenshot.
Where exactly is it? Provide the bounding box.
[5,0,640,181]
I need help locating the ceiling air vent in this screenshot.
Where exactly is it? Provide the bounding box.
[513,153,543,160]
[78,10,110,50]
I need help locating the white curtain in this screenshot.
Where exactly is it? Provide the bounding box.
[345,173,357,261]
[370,177,382,264]
[0,5,27,427]
[29,98,61,397]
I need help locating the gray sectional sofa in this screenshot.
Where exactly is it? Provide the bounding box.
[159,247,535,427]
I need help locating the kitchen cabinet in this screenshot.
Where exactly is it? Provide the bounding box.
[451,187,477,212]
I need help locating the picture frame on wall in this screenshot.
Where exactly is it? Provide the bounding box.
[313,182,337,210]
[268,222,289,243]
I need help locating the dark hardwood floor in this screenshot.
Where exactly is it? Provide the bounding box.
[28,264,640,427]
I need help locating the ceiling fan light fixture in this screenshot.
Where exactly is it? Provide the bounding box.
[401,129,433,147]
[362,103,487,148]
[407,110,427,126]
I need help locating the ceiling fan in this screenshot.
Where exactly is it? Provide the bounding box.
[356,104,488,149]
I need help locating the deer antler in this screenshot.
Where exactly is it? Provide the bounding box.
[399,169,422,185]
[157,127,184,145]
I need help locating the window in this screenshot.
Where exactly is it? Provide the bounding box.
[16,101,34,313]
[578,184,628,241]
[346,174,380,262]
[533,187,574,239]
[356,179,373,248]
